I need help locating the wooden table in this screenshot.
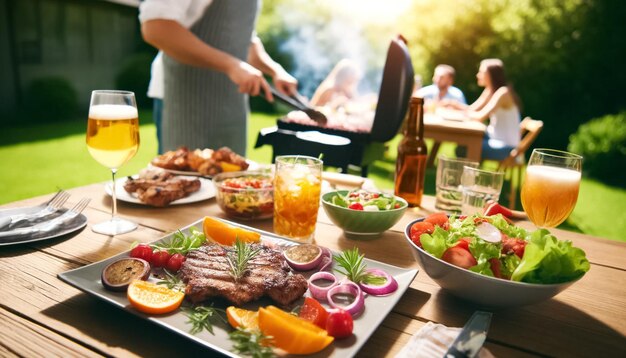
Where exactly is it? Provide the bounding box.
[1,185,625,357]
[424,114,486,167]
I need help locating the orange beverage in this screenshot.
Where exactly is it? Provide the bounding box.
[521,165,581,227]
[273,156,322,243]
[87,104,139,169]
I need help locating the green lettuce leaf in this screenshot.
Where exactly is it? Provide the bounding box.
[420,226,450,259]
[468,239,501,277]
[489,214,529,239]
[511,229,590,283]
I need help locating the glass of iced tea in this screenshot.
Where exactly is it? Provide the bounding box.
[521,149,582,228]
[273,155,323,243]
[86,90,140,235]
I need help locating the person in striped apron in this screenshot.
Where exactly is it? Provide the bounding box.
[140,0,297,155]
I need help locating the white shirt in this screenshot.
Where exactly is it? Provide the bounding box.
[487,106,521,148]
[139,0,214,99]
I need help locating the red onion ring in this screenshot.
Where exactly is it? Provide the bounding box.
[327,281,365,317]
[317,256,333,272]
[308,271,338,301]
[358,268,398,296]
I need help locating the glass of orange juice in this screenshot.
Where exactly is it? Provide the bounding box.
[273,155,323,243]
[521,149,582,228]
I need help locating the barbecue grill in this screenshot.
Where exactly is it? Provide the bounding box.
[255,35,415,176]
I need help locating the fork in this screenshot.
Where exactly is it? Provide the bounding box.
[0,190,71,230]
[0,198,90,239]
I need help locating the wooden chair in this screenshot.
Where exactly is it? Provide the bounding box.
[497,117,544,209]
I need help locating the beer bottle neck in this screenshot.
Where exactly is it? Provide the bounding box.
[405,100,424,138]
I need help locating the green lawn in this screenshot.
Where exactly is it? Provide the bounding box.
[1,111,624,242]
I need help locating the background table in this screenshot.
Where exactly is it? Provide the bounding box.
[1,184,625,357]
[424,114,486,166]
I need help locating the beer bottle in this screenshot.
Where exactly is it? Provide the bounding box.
[394,97,428,207]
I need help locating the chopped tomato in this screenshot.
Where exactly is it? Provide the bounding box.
[473,217,490,225]
[424,212,450,230]
[441,246,477,269]
[325,309,353,339]
[454,237,472,252]
[299,297,329,329]
[409,221,435,247]
[348,202,364,210]
[483,202,513,218]
[502,236,527,258]
[489,258,504,279]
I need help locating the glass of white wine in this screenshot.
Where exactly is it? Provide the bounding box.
[521,149,582,228]
[86,90,140,235]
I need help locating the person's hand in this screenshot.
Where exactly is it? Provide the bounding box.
[272,69,298,96]
[226,61,273,101]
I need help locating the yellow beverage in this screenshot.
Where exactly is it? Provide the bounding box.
[521,165,581,227]
[273,157,322,242]
[87,104,140,169]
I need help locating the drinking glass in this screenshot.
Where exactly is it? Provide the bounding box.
[435,156,480,212]
[521,149,582,228]
[86,90,140,235]
[460,167,504,216]
[273,155,323,243]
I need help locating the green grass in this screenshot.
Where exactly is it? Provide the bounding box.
[1,111,625,242]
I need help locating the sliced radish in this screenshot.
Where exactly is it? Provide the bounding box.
[476,222,501,243]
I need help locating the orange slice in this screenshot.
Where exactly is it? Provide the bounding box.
[259,306,333,355]
[202,216,261,246]
[127,280,184,315]
[227,306,259,330]
[220,162,242,172]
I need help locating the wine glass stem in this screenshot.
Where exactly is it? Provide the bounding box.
[111,168,118,221]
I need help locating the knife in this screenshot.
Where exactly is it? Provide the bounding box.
[444,311,492,358]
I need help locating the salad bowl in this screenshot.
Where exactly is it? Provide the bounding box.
[404,216,587,307]
[213,170,274,220]
[322,190,407,239]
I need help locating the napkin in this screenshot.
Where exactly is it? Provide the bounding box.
[395,322,495,358]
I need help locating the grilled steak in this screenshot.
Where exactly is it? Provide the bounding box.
[123,168,201,207]
[179,244,308,306]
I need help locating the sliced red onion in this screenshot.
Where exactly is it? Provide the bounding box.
[358,268,398,296]
[308,271,338,301]
[327,281,365,317]
[317,256,333,272]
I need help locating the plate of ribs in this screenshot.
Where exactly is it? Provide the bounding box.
[58,218,418,357]
[106,168,215,207]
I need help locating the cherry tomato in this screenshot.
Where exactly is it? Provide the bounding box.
[298,297,329,329]
[489,258,504,279]
[326,309,353,339]
[348,203,364,211]
[166,253,186,272]
[409,221,435,247]
[424,212,450,230]
[455,237,472,252]
[151,250,171,268]
[130,244,153,262]
[441,246,477,269]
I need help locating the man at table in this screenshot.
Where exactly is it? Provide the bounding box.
[416,64,466,110]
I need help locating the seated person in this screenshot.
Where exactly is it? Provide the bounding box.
[453,59,522,160]
[416,64,466,110]
[310,59,362,110]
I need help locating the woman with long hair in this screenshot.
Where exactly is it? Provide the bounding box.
[310,59,362,109]
[453,58,522,160]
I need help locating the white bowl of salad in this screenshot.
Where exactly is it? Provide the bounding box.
[213,171,274,220]
[322,190,408,239]
[404,213,590,307]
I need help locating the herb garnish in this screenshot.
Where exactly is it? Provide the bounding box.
[156,269,186,291]
[334,247,387,285]
[227,238,262,281]
[229,327,275,358]
[151,227,205,255]
[182,305,226,335]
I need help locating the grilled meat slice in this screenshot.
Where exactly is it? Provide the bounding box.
[179,244,308,306]
[123,168,201,207]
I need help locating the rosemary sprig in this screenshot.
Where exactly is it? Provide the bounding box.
[334,247,387,285]
[182,305,226,335]
[151,227,206,255]
[156,269,187,291]
[229,327,275,358]
[227,238,262,281]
